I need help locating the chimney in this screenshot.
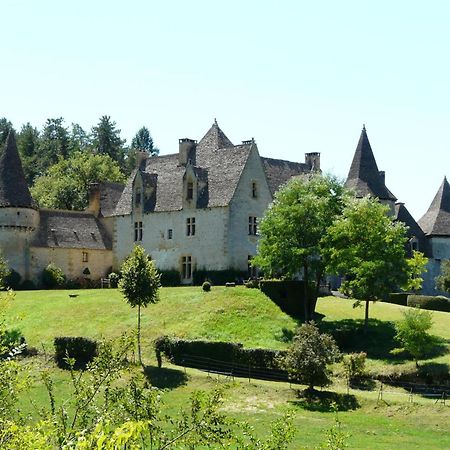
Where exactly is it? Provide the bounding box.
[178,138,197,166]
[305,152,321,171]
[136,151,149,170]
[379,171,385,184]
[87,182,100,216]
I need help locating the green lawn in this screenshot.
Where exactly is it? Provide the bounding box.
[6,286,450,449]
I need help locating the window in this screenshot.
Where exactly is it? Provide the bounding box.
[187,181,194,200]
[248,216,257,235]
[252,181,257,198]
[182,256,192,279]
[168,229,173,239]
[134,221,143,241]
[248,255,257,278]
[186,217,196,236]
[135,189,142,207]
[82,251,88,262]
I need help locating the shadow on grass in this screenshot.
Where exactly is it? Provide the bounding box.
[144,365,188,389]
[289,389,360,412]
[417,362,450,385]
[349,376,377,391]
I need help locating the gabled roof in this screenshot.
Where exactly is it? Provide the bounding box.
[395,202,425,240]
[418,177,450,236]
[196,119,234,157]
[345,126,396,201]
[0,132,34,208]
[98,182,124,217]
[261,157,310,195]
[33,210,112,250]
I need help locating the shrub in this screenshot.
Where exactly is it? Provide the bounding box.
[4,269,21,290]
[407,295,450,312]
[193,269,247,286]
[19,279,36,290]
[202,281,211,292]
[42,263,65,289]
[245,278,259,289]
[54,336,98,369]
[384,292,409,306]
[108,272,120,288]
[159,269,181,287]
[0,328,26,358]
[342,352,367,381]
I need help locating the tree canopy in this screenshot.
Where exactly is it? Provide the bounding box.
[91,115,126,167]
[253,174,349,321]
[31,151,125,210]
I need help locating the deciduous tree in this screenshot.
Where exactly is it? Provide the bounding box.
[436,259,450,293]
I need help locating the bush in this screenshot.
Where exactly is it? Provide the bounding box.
[407,295,450,312]
[42,263,66,289]
[4,269,21,290]
[245,278,259,289]
[193,269,247,286]
[0,329,26,358]
[384,292,409,306]
[202,281,211,292]
[19,279,36,290]
[342,352,367,381]
[159,269,181,287]
[54,337,98,369]
[108,272,120,288]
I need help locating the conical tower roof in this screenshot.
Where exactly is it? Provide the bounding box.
[197,119,234,153]
[0,132,34,208]
[418,177,450,236]
[345,126,396,201]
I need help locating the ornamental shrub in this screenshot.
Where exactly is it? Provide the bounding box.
[407,295,450,312]
[385,292,409,306]
[108,272,120,288]
[342,352,367,381]
[42,263,66,289]
[202,281,211,292]
[19,280,36,291]
[54,336,98,369]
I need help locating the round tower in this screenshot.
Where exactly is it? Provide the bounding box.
[0,132,39,281]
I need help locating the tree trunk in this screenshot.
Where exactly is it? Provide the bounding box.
[137,304,143,367]
[364,300,369,330]
[303,262,309,322]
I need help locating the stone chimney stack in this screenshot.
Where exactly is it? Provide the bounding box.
[379,171,385,184]
[305,152,321,171]
[87,182,101,216]
[136,151,149,170]
[178,138,197,166]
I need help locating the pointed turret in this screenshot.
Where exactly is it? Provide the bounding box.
[345,126,396,201]
[418,177,450,236]
[0,132,33,208]
[197,119,234,153]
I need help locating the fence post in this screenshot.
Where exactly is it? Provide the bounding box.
[378,382,383,402]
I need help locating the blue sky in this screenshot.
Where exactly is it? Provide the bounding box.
[2,0,449,219]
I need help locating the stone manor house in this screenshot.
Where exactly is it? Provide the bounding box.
[0,121,448,294]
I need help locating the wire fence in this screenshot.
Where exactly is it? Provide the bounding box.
[173,353,449,406]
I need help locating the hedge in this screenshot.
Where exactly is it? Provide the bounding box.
[54,337,98,369]
[383,293,409,306]
[193,269,247,286]
[160,269,181,287]
[407,295,450,313]
[154,336,286,375]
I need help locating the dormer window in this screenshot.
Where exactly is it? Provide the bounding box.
[252,182,257,198]
[187,181,194,200]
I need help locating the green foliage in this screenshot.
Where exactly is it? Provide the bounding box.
[284,322,341,390]
[436,259,450,293]
[407,295,450,312]
[384,292,409,306]
[402,250,428,292]
[254,174,348,321]
[202,281,211,292]
[19,279,36,290]
[3,269,21,290]
[69,123,90,153]
[54,337,98,369]
[119,245,161,365]
[0,117,13,145]
[17,122,40,184]
[159,269,181,287]
[31,151,125,210]
[395,308,435,366]
[324,196,410,326]
[91,115,126,167]
[342,352,367,382]
[0,253,10,290]
[41,263,65,289]
[193,268,247,285]
[107,272,120,288]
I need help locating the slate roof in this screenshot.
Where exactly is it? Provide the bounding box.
[345,126,397,201]
[33,210,112,250]
[98,182,124,217]
[0,132,34,208]
[114,121,308,214]
[261,157,310,195]
[418,177,450,237]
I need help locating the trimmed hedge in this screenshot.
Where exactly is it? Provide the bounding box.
[407,295,450,312]
[259,279,313,319]
[193,269,247,286]
[54,337,98,369]
[154,336,286,372]
[160,269,181,287]
[384,293,409,306]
